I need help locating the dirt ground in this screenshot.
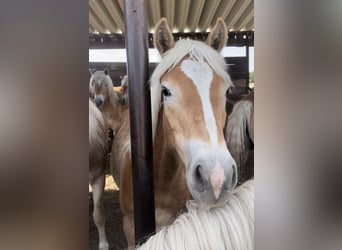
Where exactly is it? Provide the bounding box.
[89,175,128,250]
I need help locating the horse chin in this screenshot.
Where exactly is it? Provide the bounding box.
[189,188,233,211]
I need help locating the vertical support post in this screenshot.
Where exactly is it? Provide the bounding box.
[246,45,250,92]
[123,0,155,245]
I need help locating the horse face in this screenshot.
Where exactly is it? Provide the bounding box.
[89,69,113,108]
[161,60,237,209]
[119,75,129,106]
[119,84,128,106]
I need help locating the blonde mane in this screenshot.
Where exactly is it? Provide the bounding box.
[137,180,254,250]
[150,39,233,139]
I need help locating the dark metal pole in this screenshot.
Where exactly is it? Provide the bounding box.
[123,0,155,245]
[246,45,250,92]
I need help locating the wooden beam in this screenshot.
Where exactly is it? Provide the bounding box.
[89,31,254,49]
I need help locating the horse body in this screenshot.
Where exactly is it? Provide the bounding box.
[89,100,109,250]
[111,18,238,247]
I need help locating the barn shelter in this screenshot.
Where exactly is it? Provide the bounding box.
[89,0,254,93]
[88,0,254,249]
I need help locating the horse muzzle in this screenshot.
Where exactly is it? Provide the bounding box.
[187,155,237,209]
[95,97,103,108]
[119,96,127,105]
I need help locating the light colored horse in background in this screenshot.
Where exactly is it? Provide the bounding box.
[111,18,237,247]
[225,91,254,177]
[113,75,129,114]
[89,68,121,136]
[118,75,129,111]
[89,99,109,250]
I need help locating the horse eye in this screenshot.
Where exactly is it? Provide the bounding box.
[91,82,94,86]
[226,87,232,97]
[162,86,171,97]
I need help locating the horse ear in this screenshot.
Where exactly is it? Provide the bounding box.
[89,68,94,75]
[153,18,174,55]
[206,18,227,52]
[104,67,109,75]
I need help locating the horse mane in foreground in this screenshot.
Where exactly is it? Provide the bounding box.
[137,180,254,250]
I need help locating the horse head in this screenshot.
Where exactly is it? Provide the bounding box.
[119,75,129,106]
[89,67,114,108]
[152,18,237,209]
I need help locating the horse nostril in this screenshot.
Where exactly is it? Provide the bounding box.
[194,165,205,192]
[232,165,237,186]
[223,165,237,191]
[95,99,103,107]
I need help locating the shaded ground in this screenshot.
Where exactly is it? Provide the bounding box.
[89,175,128,250]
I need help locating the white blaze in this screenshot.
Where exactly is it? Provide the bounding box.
[181,59,218,146]
[211,161,225,199]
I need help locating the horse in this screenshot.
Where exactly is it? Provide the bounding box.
[113,75,129,114]
[110,18,238,247]
[89,99,109,250]
[118,75,129,110]
[89,68,121,137]
[136,179,254,250]
[225,91,254,183]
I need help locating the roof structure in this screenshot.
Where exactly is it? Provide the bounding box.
[89,0,254,35]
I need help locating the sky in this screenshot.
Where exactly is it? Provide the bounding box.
[89,46,254,72]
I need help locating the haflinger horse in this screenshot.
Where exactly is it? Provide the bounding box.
[89,68,121,136]
[111,18,238,247]
[118,75,129,110]
[113,75,129,114]
[89,99,109,250]
[225,91,254,179]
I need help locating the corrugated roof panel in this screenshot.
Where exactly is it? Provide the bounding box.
[225,0,251,30]
[188,0,206,31]
[89,7,106,33]
[198,0,221,31]
[88,0,254,34]
[90,0,117,33]
[174,0,191,32]
[89,24,95,33]
[246,18,254,30]
[161,0,175,30]
[103,0,125,33]
[235,1,254,30]
[148,0,161,32]
[211,0,236,28]
[117,0,124,13]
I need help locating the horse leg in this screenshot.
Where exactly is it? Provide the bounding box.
[91,173,109,250]
[123,214,135,247]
